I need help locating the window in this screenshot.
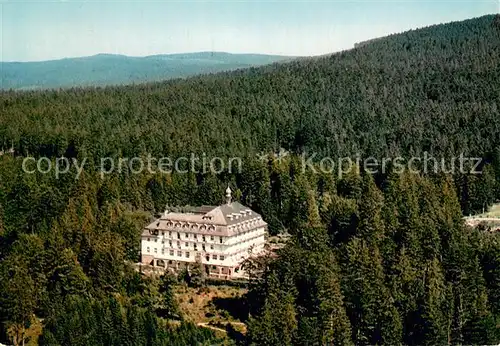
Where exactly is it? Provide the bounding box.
[185,233,189,238]
[212,265,217,270]
[185,242,188,247]
[220,255,225,260]
[169,250,174,256]
[185,252,190,258]
[212,254,217,260]
[219,237,223,244]
[154,248,157,253]
[177,241,180,248]
[194,234,197,239]
[161,231,164,236]
[147,247,150,253]
[177,233,180,239]
[169,241,172,247]
[169,231,172,237]
[177,251,182,257]
[161,249,164,254]
[206,255,210,261]
[210,235,214,241]
[210,245,214,250]
[202,245,206,251]
[202,236,206,242]
[147,238,150,241]
[155,238,158,242]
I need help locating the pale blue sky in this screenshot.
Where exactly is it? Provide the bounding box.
[1,0,498,62]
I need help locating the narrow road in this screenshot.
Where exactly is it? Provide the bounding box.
[197,321,246,333]
[197,322,227,333]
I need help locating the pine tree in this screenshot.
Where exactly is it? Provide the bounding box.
[325,194,358,246]
[342,237,402,345]
[188,258,206,288]
[315,254,353,345]
[0,203,4,237]
[47,248,90,298]
[357,173,385,244]
[247,271,298,346]
[0,256,38,346]
[159,274,180,319]
[418,258,452,345]
[337,165,362,200]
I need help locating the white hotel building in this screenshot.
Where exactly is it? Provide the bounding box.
[141,187,267,279]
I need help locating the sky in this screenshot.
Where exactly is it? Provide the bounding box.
[0,0,498,62]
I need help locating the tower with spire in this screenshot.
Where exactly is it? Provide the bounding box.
[225,186,232,205]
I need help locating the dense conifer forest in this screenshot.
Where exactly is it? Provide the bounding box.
[0,14,499,345]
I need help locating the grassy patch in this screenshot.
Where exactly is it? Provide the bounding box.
[477,203,500,218]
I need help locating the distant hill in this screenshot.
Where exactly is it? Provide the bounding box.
[0,52,295,90]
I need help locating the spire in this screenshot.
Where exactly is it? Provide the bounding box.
[225,186,232,205]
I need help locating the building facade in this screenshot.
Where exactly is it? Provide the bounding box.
[141,187,267,279]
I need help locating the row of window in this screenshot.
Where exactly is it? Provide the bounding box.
[155,237,262,252]
[147,233,222,243]
[159,222,217,231]
[146,229,263,245]
[158,218,259,232]
[158,240,217,250]
[145,244,261,260]
[225,230,265,245]
[145,247,225,260]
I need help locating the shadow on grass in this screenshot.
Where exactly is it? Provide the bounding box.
[226,323,245,344]
[212,296,249,322]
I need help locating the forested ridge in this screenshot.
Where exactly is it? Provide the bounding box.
[0,14,499,345]
[1,16,500,159]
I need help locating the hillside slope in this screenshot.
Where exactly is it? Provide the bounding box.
[1,15,499,161]
[0,52,294,90]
